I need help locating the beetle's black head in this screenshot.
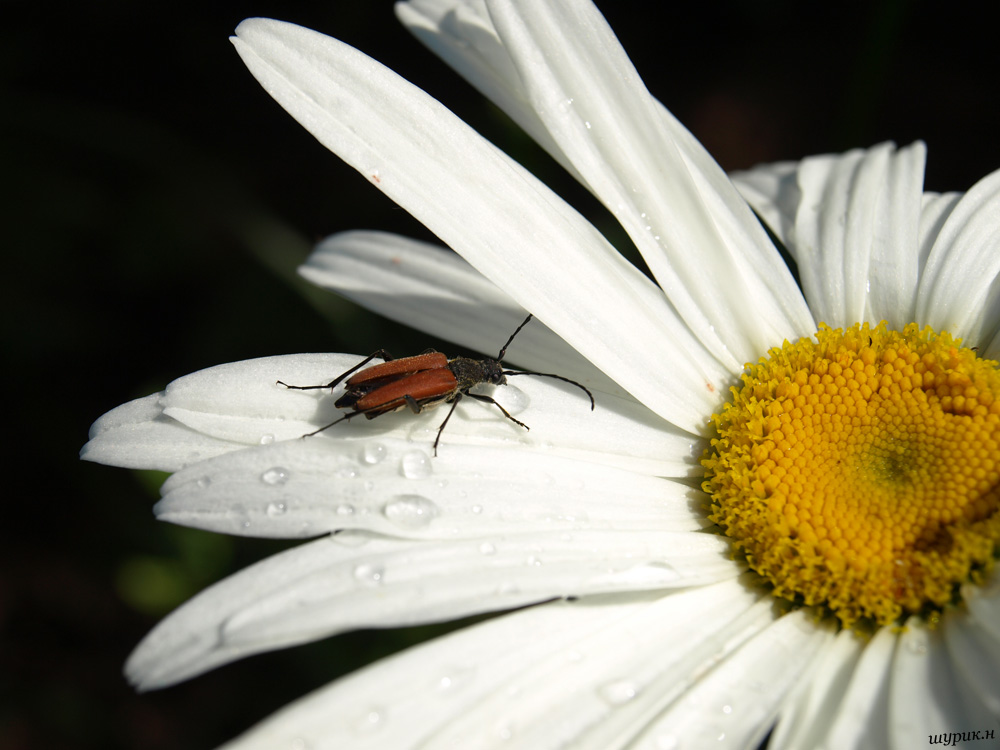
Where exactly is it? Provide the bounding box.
[449,356,507,390]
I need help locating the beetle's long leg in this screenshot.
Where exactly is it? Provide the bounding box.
[277,349,394,391]
[301,411,363,438]
[465,393,530,430]
[403,394,424,415]
[432,395,463,457]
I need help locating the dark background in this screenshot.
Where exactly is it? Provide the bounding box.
[4,1,998,748]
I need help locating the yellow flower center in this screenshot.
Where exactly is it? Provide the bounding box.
[701,322,1000,627]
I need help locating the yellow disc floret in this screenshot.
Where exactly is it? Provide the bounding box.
[702,322,1000,627]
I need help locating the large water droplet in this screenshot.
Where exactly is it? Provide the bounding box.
[362,442,387,464]
[259,433,275,445]
[618,561,679,585]
[499,384,529,415]
[382,495,440,529]
[261,467,290,485]
[400,450,432,479]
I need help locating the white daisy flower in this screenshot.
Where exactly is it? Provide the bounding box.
[82,1,1000,748]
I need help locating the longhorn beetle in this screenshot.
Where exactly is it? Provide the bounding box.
[277,314,595,455]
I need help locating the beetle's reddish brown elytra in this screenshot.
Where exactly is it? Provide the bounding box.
[277,314,595,455]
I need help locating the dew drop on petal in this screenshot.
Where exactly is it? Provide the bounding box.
[196,476,211,489]
[618,561,679,585]
[352,563,384,585]
[266,501,287,517]
[261,467,290,485]
[479,542,496,556]
[471,504,483,514]
[352,706,384,735]
[259,433,275,445]
[599,679,639,705]
[499,384,529,415]
[336,504,355,516]
[382,495,440,529]
[361,443,387,464]
[400,450,432,479]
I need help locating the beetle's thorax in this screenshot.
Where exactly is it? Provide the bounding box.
[448,357,507,389]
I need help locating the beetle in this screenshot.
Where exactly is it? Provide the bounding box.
[277,314,595,455]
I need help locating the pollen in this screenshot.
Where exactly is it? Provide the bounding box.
[701,322,1000,627]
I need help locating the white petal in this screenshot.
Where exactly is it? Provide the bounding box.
[396,0,577,180]
[630,609,832,750]
[218,582,765,750]
[81,393,246,472]
[486,0,811,365]
[793,142,925,329]
[155,438,708,538]
[127,530,737,688]
[943,601,1000,719]
[768,628,864,750]
[232,18,729,432]
[889,616,997,750]
[300,230,622,392]
[917,191,962,273]
[820,624,895,749]
[421,580,772,748]
[730,159,802,258]
[915,166,1000,346]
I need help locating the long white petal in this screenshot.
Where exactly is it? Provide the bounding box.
[126,530,737,689]
[629,609,833,750]
[821,625,895,749]
[82,393,247,472]
[218,581,765,749]
[155,439,708,538]
[768,628,864,750]
[232,18,728,432]
[488,0,811,365]
[793,142,925,329]
[889,616,998,750]
[915,166,1000,346]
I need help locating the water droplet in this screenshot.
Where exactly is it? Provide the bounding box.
[479,542,496,556]
[436,665,475,693]
[721,704,732,715]
[382,495,440,529]
[266,502,287,517]
[352,563,384,585]
[261,467,290,485]
[362,443,387,464]
[353,706,383,734]
[336,504,355,516]
[525,555,543,567]
[400,450,432,479]
[336,466,358,479]
[471,504,483,514]
[599,680,639,705]
[259,433,275,445]
[904,636,928,656]
[619,561,679,585]
[499,385,529,415]
[196,476,211,489]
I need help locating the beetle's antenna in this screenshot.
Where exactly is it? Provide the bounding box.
[496,314,534,360]
[503,370,595,410]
